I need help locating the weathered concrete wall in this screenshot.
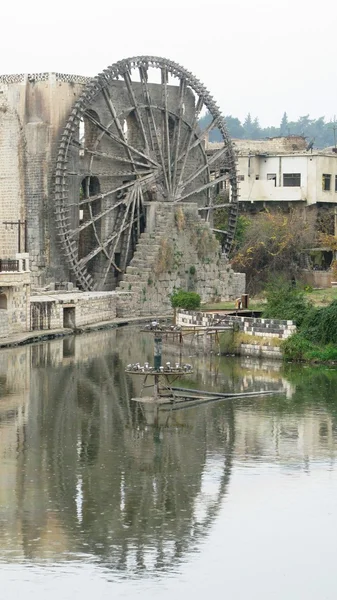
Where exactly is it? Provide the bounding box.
[301,270,333,289]
[239,343,283,360]
[207,136,307,156]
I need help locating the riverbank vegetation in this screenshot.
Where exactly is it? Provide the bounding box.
[230,209,317,295]
[262,281,337,362]
[203,280,337,363]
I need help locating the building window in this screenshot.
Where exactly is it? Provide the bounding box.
[322,174,331,191]
[335,175,337,192]
[238,175,245,181]
[267,173,277,185]
[255,175,260,180]
[283,173,301,187]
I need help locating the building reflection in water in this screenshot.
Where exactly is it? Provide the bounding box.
[0,327,336,572]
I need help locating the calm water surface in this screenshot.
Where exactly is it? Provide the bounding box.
[1,327,337,599]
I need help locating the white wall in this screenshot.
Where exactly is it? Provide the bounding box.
[315,156,337,204]
[237,153,337,205]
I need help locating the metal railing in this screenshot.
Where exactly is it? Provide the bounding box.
[0,259,19,272]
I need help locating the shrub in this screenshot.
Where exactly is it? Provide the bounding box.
[282,333,315,361]
[170,290,201,310]
[263,279,312,326]
[300,300,337,345]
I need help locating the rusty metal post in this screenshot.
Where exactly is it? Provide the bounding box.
[241,294,249,309]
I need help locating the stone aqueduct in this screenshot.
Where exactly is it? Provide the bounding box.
[0,57,245,313]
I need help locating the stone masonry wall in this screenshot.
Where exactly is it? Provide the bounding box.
[30,301,63,331]
[75,293,117,327]
[0,311,9,338]
[117,202,245,317]
[30,292,117,331]
[0,271,30,338]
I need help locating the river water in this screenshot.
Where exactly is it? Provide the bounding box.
[1,326,337,599]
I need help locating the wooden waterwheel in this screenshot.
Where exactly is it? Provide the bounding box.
[55,56,238,290]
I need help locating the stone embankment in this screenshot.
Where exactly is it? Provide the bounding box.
[177,310,297,359]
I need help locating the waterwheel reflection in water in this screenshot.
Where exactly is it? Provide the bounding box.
[6,332,235,572]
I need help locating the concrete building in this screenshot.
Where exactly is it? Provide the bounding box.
[207,136,337,209]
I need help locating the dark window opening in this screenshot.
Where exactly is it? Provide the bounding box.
[238,174,245,181]
[283,173,301,187]
[335,175,337,192]
[0,294,7,309]
[255,175,260,180]
[322,174,331,191]
[63,307,75,329]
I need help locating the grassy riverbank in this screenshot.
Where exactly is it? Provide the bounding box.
[202,287,337,312]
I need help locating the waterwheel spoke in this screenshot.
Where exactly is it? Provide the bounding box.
[102,87,129,144]
[101,86,141,180]
[86,178,110,259]
[177,115,220,165]
[161,67,171,190]
[178,146,227,192]
[121,186,138,272]
[68,196,134,240]
[101,187,137,285]
[77,208,137,270]
[179,173,229,201]
[176,95,204,189]
[83,110,159,168]
[85,149,153,170]
[171,78,186,193]
[122,70,150,152]
[139,65,170,193]
[76,174,153,207]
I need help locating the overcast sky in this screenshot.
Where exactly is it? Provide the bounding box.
[2,0,336,127]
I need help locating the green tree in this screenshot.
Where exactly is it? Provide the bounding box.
[279,112,289,136]
[224,115,244,138]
